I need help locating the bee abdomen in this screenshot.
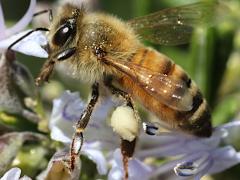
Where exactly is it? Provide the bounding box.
[176,90,212,137]
[123,48,212,137]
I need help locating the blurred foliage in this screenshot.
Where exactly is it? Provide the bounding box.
[0,0,240,179]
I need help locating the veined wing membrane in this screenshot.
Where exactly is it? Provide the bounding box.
[103,57,193,111]
[128,2,221,45]
[140,24,193,45]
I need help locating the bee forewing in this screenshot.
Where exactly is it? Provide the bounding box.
[102,57,193,111]
[135,69,193,111]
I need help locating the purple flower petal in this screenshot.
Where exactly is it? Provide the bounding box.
[6,0,36,35]
[50,126,72,143]
[82,143,108,175]
[208,146,240,174]
[49,91,85,143]
[174,152,212,178]
[0,2,6,39]
[0,168,21,180]
[108,149,152,180]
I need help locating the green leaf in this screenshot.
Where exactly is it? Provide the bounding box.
[212,94,240,126]
[189,27,216,104]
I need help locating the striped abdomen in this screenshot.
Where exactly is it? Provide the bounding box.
[119,47,212,137]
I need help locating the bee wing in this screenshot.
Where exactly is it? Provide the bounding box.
[128,2,222,45]
[103,57,192,111]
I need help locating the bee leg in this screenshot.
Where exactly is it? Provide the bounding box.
[121,138,137,180]
[105,81,139,180]
[69,82,99,171]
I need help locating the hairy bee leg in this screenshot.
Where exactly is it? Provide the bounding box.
[69,82,99,171]
[121,139,137,180]
[105,82,139,180]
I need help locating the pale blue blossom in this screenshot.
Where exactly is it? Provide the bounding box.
[49,90,240,180]
[108,149,152,180]
[49,90,119,148]
[49,90,119,175]
[0,0,48,57]
[0,167,31,180]
[140,121,240,180]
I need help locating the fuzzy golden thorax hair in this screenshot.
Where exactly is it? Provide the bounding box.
[45,3,141,83]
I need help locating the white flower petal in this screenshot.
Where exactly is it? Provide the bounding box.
[82,144,108,175]
[0,2,6,39]
[0,30,48,57]
[138,125,228,159]
[50,126,72,143]
[49,91,85,144]
[128,159,152,180]
[218,120,240,130]
[208,146,240,174]
[49,91,119,149]
[6,0,36,35]
[0,168,21,180]
[108,166,122,180]
[50,91,83,125]
[84,97,119,149]
[220,120,240,144]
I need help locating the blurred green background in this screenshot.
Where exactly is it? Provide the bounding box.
[1,0,240,179]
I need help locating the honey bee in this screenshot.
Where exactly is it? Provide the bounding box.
[8,0,220,177]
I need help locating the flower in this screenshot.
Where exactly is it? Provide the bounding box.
[49,91,85,144]
[36,149,81,180]
[49,90,240,180]
[0,0,48,58]
[139,121,240,180]
[49,90,119,148]
[49,90,119,175]
[108,149,152,180]
[0,168,31,180]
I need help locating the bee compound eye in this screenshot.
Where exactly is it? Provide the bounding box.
[53,24,74,46]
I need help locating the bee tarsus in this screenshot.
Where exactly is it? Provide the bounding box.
[69,82,99,170]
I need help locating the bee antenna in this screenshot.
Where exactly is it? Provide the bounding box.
[8,27,49,50]
[33,9,53,22]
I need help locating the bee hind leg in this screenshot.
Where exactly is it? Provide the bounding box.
[105,81,139,180]
[69,82,99,171]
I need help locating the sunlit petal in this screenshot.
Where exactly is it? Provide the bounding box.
[0,30,48,57]
[0,168,22,180]
[50,126,72,143]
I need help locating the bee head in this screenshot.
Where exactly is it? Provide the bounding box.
[35,4,85,85]
[47,4,85,62]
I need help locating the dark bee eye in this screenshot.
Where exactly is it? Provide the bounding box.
[53,24,75,46]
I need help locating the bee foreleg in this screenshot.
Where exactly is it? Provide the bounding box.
[69,82,99,171]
